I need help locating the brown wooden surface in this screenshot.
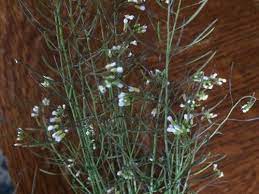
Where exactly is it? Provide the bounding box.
[1,0,259,193]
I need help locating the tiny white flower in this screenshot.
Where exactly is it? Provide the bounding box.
[31,106,39,117]
[128,86,140,93]
[107,188,114,194]
[86,130,90,136]
[32,106,39,113]
[93,144,96,150]
[128,52,133,57]
[130,40,138,46]
[67,163,74,168]
[216,78,227,85]
[203,76,209,81]
[47,125,55,131]
[210,73,218,79]
[155,69,161,75]
[180,104,185,108]
[140,25,147,33]
[220,78,227,83]
[118,92,126,99]
[105,80,112,88]
[219,171,224,178]
[49,117,61,123]
[197,92,208,101]
[52,110,58,116]
[111,45,122,51]
[203,82,213,89]
[14,143,22,147]
[209,113,218,118]
[31,113,38,117]
[43,76,53,81]
[184,114,193,121]
[41,76,53,88]
[111,66,123,73]
[117,170,123,176]
[42,97,50,106]
[16,137,22,141]
[76,171,81,177]
[213,163,218,171]
[116,82,124,88]
[105,62,116,69]
[202,111,218,123]
[123,15,134,24]
[52,130,65,142]
[135,5,146,11]
[119,100,126,107]
[241,104,249,113]
[167,124,181,134]
[241,98,255,113]
[116,67,124,73]
[125,14,134,20]
[67,158,74,162]
[167,115,173,122]
[49,117,56,123]
[118,92,131,107]
[98,85,107,94]
[151,108,157,117]
[107,49,112,57]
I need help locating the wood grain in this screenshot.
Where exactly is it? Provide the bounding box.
[1,0,259,193]
[0,0,70,193]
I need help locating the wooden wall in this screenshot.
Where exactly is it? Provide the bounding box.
[0,0,259,193]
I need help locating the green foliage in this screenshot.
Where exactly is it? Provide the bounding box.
[15,0,256,193]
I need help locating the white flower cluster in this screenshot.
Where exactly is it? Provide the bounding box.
[84,123,96,150]
[196,91,208,101]
[193,71,227,90]
[118,85,140,107]
[146,69,166,85]
[201,107,218,123]
[31,97,50,118]
[149,69,162,77]
[118,92,131,107]
[123,15,135,31]
[173,71,226,125]
[107,40,136,59]
[98,62,124,94]
[133,24,147,33]
[66,158,75,168]
[166,115,192,135]
[47,104,67,142]
[16,128,24,141]
[117,169,134,180]
[180,97,198,111]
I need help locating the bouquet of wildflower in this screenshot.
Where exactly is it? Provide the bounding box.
[15,0,256,193]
